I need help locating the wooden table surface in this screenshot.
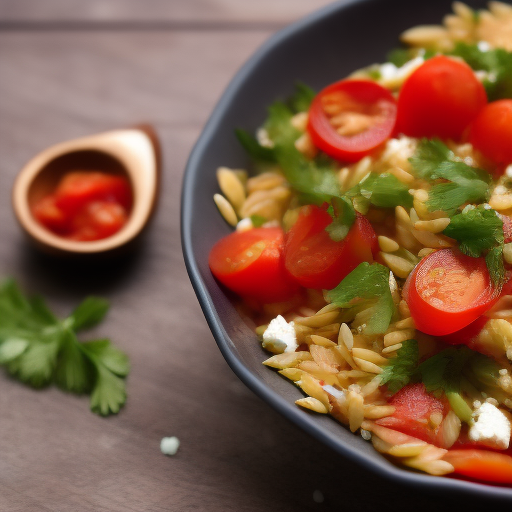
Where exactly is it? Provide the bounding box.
[0,1,505,510]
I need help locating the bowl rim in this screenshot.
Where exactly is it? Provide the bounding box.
[181,0,512,500]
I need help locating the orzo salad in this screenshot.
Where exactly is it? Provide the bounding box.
[209,2,512,485]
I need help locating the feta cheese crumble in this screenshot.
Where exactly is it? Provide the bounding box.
[468,402,511,450]
[262,315,297,354]
[160,436,180,456]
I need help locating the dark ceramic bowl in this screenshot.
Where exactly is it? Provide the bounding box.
[182,0,512,501]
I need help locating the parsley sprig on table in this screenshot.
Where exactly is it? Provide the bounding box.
[0,279,129,416]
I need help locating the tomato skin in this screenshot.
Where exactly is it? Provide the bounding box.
[443,449,512,484]
[284,205,377,290]
[31,171,132,241]
[209,227,300,303]
[54,171,133,215]
[396,56,487,140]
[376,383,449,445]
[307,79,397,162]
[404,249,500,336]
[69,201,128,241]
[470,100,512,167]
[439,315,488,347]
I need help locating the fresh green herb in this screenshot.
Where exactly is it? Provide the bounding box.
[418,346,480,422]
[347,172,414,209]
[409,139,491,215]
[0,279,129,416]
[443,206,505,286]
[288,82,316,113]
[250,214,267,228]
[326,196,356,242]
[386,48,414,67]
[325,262,394,335]
[379,339,419,394]
[449,42,512,101]
[235,129,276,163]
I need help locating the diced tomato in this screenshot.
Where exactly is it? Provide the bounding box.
[376,383,449,445]
[500,213,512,243]
[209,227,300,303]
[69,201,128,241]
[443,449,512,484]
[283,205,378,290]
[54,171,133,216]
[396,56,487,141]
[469,100,512,168]
[31,171,132,242]
[307,79,397,162]
[403,248,500,336]
[31,194,70,235]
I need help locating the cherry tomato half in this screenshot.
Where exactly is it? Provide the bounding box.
[209,227,300,303]
[69,201,129,241]
[284,205,378,290]
[470,99,512,168]
[396,55,487,141]
[307,79,397,162]
[403,248,500,336]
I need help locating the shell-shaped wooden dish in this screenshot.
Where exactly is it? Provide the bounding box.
[12,126,160,256]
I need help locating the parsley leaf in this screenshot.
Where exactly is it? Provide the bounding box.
[347,172,414,209]
[326,196,356,242]
[250,214,267,228]
[234,129,276,163]
[0,280,129,415]
[409,139,491,215]
[379,339,419,394]
[325,262,395,335]
[442,206,505,286]
[450,42,512,101]
[289,82,316,113]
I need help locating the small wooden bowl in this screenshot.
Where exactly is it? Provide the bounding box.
[12,126,160,256]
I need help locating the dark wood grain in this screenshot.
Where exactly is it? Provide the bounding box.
[0,2,500,511]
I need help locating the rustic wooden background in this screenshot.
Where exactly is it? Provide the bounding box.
[0,1,503,510]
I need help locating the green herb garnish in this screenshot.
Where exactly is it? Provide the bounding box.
[443,205,505,286]
[379,339,419,394]
[0,279,129,416]
[410,139,491,215]
[325,262,394,335]
[449,42,512,101]
[347,172,414,209]
[326,196,356,242]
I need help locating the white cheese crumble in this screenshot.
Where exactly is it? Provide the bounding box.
[378,56,424,89]
[262,315,297,354]
[468,402,511,450]
[160,436,180,456]
[236,217,253,232]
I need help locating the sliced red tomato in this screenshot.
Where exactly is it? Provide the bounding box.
[54,171,133,216]
[307,79,397,162]
[396,55,487,140]
[31,194,70,235]
[470,99,512,168]
[439,315,488,347]
[501,213,512,243]
[443,449,512,484]
[376,383,449,445]
[283,205,378,290]
[69,201,129,241]
[209,227,300,303]
[403,248,500,336]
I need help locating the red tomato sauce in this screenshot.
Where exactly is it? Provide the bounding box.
[31,171,133,241]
